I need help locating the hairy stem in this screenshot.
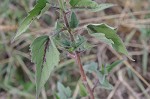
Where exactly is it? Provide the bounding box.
[75,52,95,99]
[63,11,75,42]
[59,3,95,98]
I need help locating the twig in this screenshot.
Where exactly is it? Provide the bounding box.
[118,69,140,99]
[92,79,99,92]
[80,10,150,25]
[0,25,17,31]
[107,81,121,99]
[108,46,150,88]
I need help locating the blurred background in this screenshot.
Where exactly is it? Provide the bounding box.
[0,0,150,99]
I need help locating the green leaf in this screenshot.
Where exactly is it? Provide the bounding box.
[87,23,133,60]
[101,60,123,74]
[37,3,51,18]
[39,37,60,90]
[69,0,114,12]
[83,62,98,73]
[91,33,114,47]
[55,20,64,32]
[79,42,94,51]
[100,76,113,90]
[13,0,48,40]
[54,93,60,99]
[58,0,65,10]
[78,82,87,97]
[30,35,60,98]
[70,35,87,52]
[54,34,87,52]
[54,32,71,47]
[83,61,113,90]
[57,82,72,99]
[30,35,49,98]
[69,12,79,28]
[106,60,123,73]
[53,21,72,50]
[96,71,113,90]
[96,71,105,84]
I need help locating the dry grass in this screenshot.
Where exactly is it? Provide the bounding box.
[0,0,150,99]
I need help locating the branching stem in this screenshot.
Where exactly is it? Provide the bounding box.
[63,11,75,42]
[58,1,95,97]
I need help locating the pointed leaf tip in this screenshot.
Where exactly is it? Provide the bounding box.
[70,0,115,12]
[87,23,131,60]
[30,36,60,98]
[13,0,47,41]
[57,82,72,98]
[69,12,79,28]
[127,55,135,61]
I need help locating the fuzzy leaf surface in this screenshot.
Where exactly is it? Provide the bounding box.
[101,60,123,74]
[13,0,48,40]
[69,12,79,28]
[84,62,113,90]
[83,62,98,73]
[30,35,60,98]
[57,82,72,99]
[69,0,114,12]
[79,82,88,97]
[87,23,131,59]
